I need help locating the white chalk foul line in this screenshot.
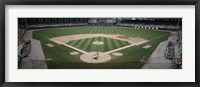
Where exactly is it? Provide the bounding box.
[50,39,147,55]
[105,41,147,54]
[50,39,88,54]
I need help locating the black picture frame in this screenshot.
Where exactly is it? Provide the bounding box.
[0,0,199,87]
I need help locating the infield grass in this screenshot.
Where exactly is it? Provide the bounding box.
[67,37,130,52]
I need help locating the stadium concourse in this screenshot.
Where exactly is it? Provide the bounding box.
[18,18,182,69]
[142,31,178,69]
[18,30,47,69]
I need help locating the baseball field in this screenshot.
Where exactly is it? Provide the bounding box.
[32,27,170,69]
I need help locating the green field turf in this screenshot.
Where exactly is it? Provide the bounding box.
[33,27,170,69]
[67,37,130,52]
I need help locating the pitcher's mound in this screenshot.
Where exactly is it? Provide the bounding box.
[112,52,123,56]
[70,51,79,55]
[92,41,104,45]
[80,52,111,63]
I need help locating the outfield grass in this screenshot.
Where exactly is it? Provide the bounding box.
[33,27,170,69]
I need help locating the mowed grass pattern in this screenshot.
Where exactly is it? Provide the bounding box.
[33,27,168,40]
[67,37,130,52]
[33,27,170,69]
